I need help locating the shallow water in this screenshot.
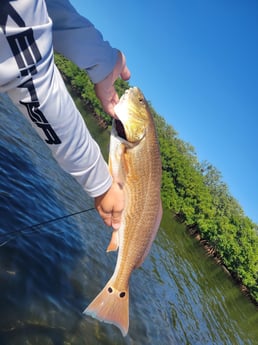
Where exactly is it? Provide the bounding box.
[0,93,257,345]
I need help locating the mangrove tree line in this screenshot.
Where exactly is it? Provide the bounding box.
[54,53,258,304]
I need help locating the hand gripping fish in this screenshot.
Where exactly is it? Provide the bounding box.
[83,87,163,336]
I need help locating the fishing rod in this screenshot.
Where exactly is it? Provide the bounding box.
[0,207,96,246]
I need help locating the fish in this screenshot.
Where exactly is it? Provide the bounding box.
[83,87,163,336]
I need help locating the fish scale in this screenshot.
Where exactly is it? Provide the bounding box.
[84,87,162,337]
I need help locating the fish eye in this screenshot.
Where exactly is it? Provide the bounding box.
[138,97,144,104]
[108,287,113,293]
[119,292,126,298]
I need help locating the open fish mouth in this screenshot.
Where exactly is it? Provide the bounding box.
[115,119,127,141]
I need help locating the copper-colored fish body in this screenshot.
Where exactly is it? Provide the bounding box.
[84,87,162,336]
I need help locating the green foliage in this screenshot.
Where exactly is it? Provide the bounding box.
[54,53,258,304]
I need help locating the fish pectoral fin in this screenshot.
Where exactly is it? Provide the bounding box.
[83,281,129,337]
[106,230,119,252]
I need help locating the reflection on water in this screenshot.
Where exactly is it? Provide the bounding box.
[0,93,257,345]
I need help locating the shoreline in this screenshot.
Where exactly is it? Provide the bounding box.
[186,224,258,307]
[62,74,258,309]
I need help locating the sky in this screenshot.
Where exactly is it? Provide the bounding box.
[70,0,258,224]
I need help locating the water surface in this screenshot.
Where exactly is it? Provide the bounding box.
[0,93,257,345]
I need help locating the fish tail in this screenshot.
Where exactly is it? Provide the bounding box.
[83,279,129,337]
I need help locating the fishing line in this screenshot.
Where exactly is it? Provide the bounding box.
[0,207,96,246]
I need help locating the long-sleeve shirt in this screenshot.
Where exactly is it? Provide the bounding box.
[0,0,117,197]
[46,0,118,83]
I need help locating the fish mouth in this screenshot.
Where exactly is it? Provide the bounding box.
[115,119,127,141]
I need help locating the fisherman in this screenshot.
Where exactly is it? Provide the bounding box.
[0,0,130,230]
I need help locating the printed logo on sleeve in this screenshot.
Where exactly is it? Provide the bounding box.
[0,1,61,145]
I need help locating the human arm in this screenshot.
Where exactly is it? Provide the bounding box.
[45,0,129,227]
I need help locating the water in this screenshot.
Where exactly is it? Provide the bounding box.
[0,93,257,345]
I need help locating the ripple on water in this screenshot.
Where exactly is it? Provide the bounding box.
[1,93,258,345]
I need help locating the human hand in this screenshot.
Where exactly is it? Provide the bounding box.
[94,182,125,230]
[94,51,131,117]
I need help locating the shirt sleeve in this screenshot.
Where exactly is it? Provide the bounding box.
[45,0,118,83]
[2,0,113,198]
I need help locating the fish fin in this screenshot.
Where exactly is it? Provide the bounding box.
[122,151,130,176]
[135,199,163,268]
[109,141,126,185]
[106,230,119,252]
[108,157,113,175]
[83,280,129,337]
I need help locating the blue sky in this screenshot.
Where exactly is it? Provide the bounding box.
[70,0,258,224]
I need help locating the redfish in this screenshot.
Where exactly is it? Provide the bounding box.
[83,87,162,336]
